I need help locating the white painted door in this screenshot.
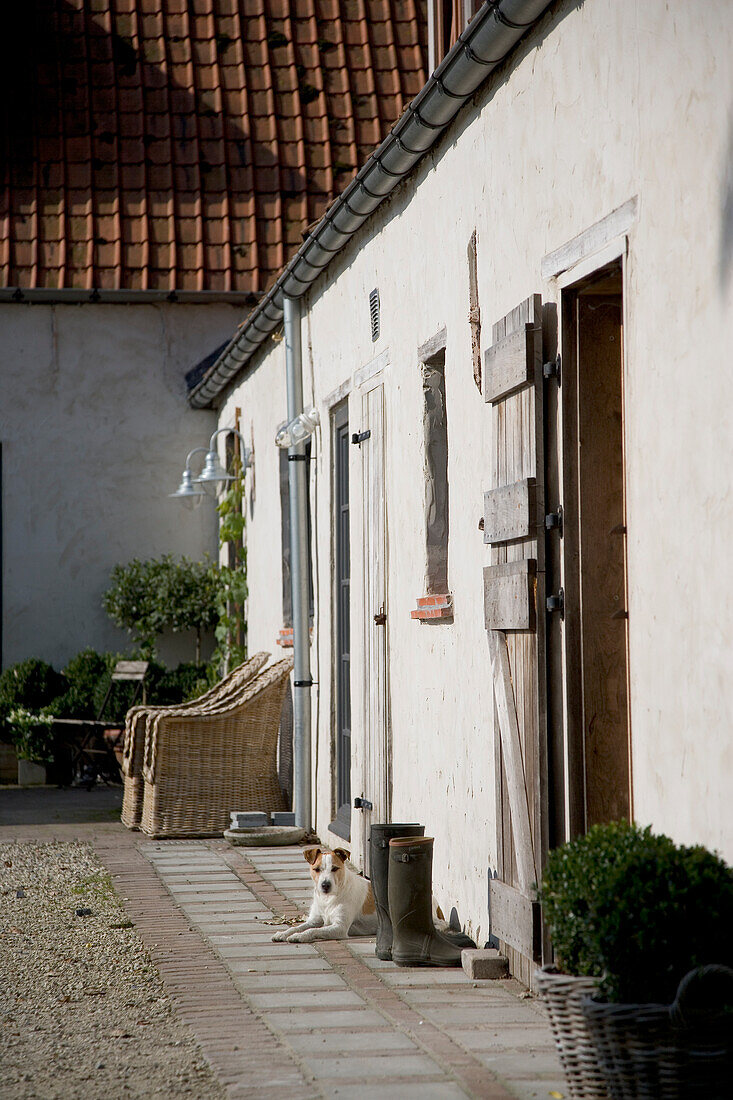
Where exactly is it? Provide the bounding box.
[358,382,389,873]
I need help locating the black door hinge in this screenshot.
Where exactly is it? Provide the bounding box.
[546,589,565,619]
[351,430,371,445]
[353,796,373,811]
[543,354,561,382]
[545,507,563,535]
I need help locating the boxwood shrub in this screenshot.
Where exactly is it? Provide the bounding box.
[541,821,733,1004]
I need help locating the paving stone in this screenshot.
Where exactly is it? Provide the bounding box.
[479,1049,563,1077]
[232,972,348,991]
[226,957,330,973]
[450,1024,557,1052]
[208,941,318,956]
[380,970,473,986]
[417,1004,543,1027]
[286,1030,419,1053]
[248,989,362,1010]
[263,1009,388,1031]
[320,1084,469,1100]
[501,1080,567,1100]
[304,1052,443,1079]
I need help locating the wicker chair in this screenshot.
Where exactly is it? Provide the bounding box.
[139,657,294,838]
[120,652,269,829]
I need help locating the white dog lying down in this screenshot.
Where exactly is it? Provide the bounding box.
[272,846,377,943]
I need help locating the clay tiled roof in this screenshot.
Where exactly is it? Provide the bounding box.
[0,1,427,296]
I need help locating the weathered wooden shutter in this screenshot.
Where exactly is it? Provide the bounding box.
[483,294,548,986]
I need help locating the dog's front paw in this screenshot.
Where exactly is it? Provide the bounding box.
[271,928,292,942]
[288,930,313,943]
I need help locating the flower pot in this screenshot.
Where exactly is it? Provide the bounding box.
[17,758,47,785]
[581,965,733,1100]
[535,966,610,1100]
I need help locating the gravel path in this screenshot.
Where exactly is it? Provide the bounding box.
[0,841,227,1099]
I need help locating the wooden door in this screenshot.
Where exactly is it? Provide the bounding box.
[483,294,548,986]
[334,404,352,827]
[357,382,389,873]
[555,262,631,835]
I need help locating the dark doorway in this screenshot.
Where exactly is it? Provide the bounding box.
[552,259,631,838]
[330,402,351,840]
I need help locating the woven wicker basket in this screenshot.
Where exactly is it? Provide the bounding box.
[535,967,610,1100]
[120,652,269,829]
[581,966,733,1100]
[139,657,293,838]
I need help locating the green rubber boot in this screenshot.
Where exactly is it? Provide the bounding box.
[388,836,471,967]
[370,823,425,960]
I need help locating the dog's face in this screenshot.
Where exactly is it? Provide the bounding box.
[303,846,350,897]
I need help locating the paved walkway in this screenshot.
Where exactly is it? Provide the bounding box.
[2,801,565,1100]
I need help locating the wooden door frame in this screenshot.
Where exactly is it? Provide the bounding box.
[553,246,633,840]
[329,399,352,841]
[350,369,391,872]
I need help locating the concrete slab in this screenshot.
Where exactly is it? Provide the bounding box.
[320,1084,468,1100]
[264,1009,390,1032]
[248,990,364,1010]
[285,1031,418,1054]
[225,957,330,973]
[232,972,348,991]
[303,1052,442,1079]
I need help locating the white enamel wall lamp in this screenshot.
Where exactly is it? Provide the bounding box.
[171,428,253,506]
[169,446,208,509]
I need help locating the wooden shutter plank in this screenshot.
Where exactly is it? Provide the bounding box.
[489,630,537,893]
[489,878,541,961]
[484,323,542,404]
[484,478,536,544]
[484,560,537,631]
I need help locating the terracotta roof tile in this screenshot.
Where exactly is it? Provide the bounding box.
[1,0,426,294]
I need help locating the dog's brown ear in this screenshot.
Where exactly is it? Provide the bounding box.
[303,846,321,865]
[333,848,350,865]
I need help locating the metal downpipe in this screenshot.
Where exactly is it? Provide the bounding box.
[283,295,312,831]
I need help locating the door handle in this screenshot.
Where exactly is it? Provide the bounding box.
[374,609,387,626]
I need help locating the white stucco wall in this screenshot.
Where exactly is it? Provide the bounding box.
[0,302,243,670]
[217,0,733,940]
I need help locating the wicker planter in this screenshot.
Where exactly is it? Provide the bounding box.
[535,967,610,1100]
[581,966,733,1100]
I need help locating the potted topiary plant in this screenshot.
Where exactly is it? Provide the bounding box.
[537,820,644,1100]
[539,822,733,1100]
[8,706,55,784]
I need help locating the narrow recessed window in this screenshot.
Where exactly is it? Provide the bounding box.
[412,331,453,622]
[423,351,449,594]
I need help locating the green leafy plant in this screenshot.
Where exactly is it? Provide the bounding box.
[541,821,733,1004]
[102,555,219,660]
[0,658,66,740]
[7,707,54,764]
[211,455,248,674]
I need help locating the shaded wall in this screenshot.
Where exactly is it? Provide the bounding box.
[0,301,242,669]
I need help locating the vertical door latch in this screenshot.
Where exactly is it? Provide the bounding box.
[546,588,565,619]
[545,506,564,535]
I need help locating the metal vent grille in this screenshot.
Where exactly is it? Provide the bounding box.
[369,288,380,342]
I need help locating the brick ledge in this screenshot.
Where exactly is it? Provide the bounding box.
[411,593,453,621]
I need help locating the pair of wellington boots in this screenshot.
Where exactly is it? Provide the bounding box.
[369,823,476,967]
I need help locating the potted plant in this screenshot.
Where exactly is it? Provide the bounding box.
[539,822,733,1100]
[537,821,643,1100]
[8,706,55,784]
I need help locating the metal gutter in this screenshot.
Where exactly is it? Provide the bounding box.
[1,288,261,305]
[189,0,555,409]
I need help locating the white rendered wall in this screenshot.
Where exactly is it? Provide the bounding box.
[0,302,242,670]
[218,0,733,940]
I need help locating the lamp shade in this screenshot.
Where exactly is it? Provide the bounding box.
[169,468,205,509]
[194,449,235,497]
